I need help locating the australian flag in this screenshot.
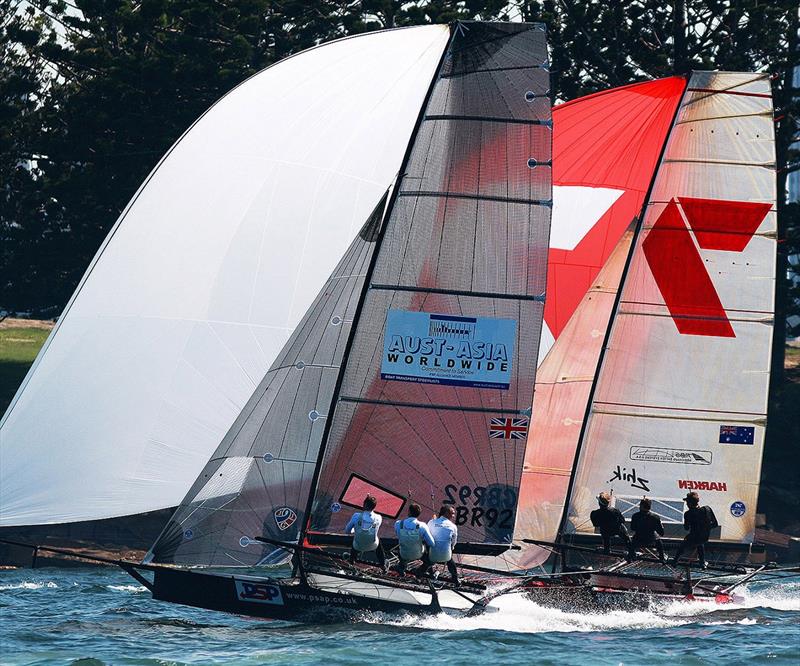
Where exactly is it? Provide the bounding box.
[719,425,754,445]
[489,417,529,440]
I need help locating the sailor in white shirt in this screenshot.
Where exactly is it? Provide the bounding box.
[344,494,387,571]
[394,502,435,574]
[416,505,460,585]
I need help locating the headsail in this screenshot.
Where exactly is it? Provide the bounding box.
[149,195,389,565]
[562,72,776,546]
[307,22,552,550]
[0,25,450,527]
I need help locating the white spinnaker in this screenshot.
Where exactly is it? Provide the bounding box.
[564,72,776,544]
[0,25,450,526]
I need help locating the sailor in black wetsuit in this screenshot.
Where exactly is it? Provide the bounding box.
[590,491,631,555]
[627,497,665,563]
[671,491,718,569]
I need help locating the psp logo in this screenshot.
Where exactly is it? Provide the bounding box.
[274,506,297,531]
[235,580,284,605]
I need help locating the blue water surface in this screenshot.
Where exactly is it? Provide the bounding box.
[1,566,798,665]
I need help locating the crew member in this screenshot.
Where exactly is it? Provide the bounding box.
[627,497,665,563]
[590,491,631,555]
[671,491,718,569]
[416,505,459,586]
[345,495,387,571]
[394,502,434,575]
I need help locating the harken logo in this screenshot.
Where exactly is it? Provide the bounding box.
[274,507,297,531]
[678,480,727,492]
[643,197,771,338]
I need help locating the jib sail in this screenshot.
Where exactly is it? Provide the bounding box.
[561,72,776,547]
[148,194,389,565]
[306,22,552,551]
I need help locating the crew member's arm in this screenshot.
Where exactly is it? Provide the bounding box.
[394,520,402,538]
[683,511,690,531]
[655,516,664,537]
[420,523,435,548]
[707,507,719,530]
[345,513,359,534]
[450,524,458,550]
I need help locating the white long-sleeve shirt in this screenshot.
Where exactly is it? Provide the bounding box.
[427,516,458,562]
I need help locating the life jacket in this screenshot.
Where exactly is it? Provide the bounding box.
[397,518,425,561]
[352,512,379,552]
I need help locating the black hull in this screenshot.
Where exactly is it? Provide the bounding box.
[151,567,444,622]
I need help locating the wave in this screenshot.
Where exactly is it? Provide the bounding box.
[381,580,799,635]
[0,581,58,590]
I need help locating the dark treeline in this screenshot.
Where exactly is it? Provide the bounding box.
[1,1,799,527]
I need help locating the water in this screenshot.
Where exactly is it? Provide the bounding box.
[1,567,798,665]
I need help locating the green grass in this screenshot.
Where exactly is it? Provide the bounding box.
[0,327,50,414]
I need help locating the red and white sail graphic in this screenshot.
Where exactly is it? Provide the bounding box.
[564,72,776,546]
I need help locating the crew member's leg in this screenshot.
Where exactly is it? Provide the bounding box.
[349,547,358,563]
[671,536,689,565]
[626,536,639,562]
[375,543,387,570]
[446,559,459,584]
[654,537,665,562]
[601,534,611,555]
[414,552,432,577]
[696,542,707,568]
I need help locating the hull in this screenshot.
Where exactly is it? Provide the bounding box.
[523,572,735,611]
[151,566,481,622]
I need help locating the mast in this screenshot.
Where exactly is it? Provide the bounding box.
[553,74,689,558]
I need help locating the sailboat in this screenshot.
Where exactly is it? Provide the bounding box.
[2,21,789,618]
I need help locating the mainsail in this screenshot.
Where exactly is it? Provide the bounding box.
[307,22,552,550]
[0,25,450,527]
[562,72,776,546]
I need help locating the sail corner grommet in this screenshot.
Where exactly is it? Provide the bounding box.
[330,316,342,326]
[525,91,536,102]
[263,452,275,463]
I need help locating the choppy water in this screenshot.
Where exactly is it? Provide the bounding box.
[1,567,798,665]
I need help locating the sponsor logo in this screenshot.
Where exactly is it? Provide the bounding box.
[489,417,528,440]
[381,310,517,390]
[678,480,727,492]
[630,446,712,465]
[730,501,747,518]
[643,197,770,338]
[274,507,297,531]
[719,425,755,445]
[235,580,284,605]
[608,465,650,492]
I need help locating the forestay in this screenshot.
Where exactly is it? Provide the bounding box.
[0,25,450,527]
[308,22,553,550]
[563,72,776,545]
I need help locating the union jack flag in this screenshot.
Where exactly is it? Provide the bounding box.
[489,417,529,440]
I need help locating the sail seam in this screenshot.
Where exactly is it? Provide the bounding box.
[440,64,547,79]
[423,114,551,126]
[397,191,552,206]
[369,283,546,301]
[339,396,529,415]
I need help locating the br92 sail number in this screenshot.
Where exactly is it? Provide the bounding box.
[443,484,515,528]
